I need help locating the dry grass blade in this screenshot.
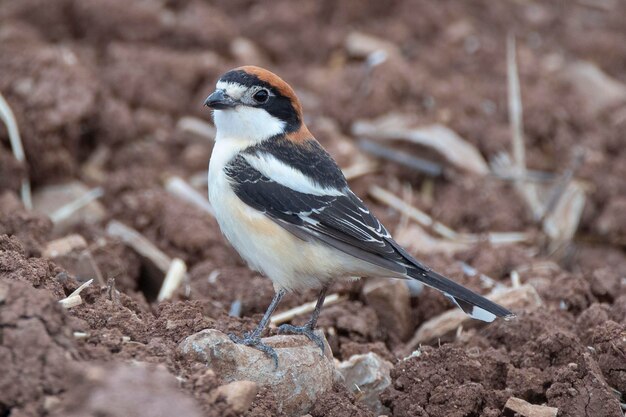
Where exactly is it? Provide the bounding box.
[0,93,32,209]
[358,138,442,176]
[541,148,585,222]
[49,187,104,224]
[543,182,586,254]
[507,34,525,172]
[394,224,471,255]
[353,115,489,175]
[505,35,543,220]
[157,258,188,301]
[270,293,345,325]
[165,176,215,217]
[369,185,458,240]
[58,278,94,308]
[491,152,556,183]
[370,185,532,246]
[106,220,171,273]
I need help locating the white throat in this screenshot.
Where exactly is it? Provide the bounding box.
[213,107,285,144]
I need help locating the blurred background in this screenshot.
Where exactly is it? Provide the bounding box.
[1,1,625,416]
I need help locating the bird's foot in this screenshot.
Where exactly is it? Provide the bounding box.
[228,332,278,368]
[277,324,325,355]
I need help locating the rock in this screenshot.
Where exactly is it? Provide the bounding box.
[503,397,558,417]
[407,284,543,348]
[363,279,412,341]
[43,234,103,284]
[211,380,258,413]
[179,329,334,416]
[32,181,106,233]
[337,352,393,414]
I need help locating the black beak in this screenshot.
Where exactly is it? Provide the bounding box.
[204,89,237,109]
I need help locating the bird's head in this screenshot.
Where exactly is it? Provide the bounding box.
[205,66,308,143]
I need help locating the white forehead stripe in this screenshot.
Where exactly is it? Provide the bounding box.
[216,81,248,100]
[242,152,344,197]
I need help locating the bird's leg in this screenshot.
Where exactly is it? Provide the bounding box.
[277,285,328,354]
[229,289,286,367]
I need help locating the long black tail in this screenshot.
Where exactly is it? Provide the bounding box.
[407,267,515,322]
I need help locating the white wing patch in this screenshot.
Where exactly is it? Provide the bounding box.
[242,152,345,197]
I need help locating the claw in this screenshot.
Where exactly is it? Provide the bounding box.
[228,332,279,368]
[277,324,325,355]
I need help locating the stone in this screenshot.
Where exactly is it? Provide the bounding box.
[503,397,558,417]
[363,278,412,341]
[179,329,334,416]
[212,380,258,413]
[43,235,104,284]
[337,352,393,415]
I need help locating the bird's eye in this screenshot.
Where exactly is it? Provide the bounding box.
[253,89,269,103]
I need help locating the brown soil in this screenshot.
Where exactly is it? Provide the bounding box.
[1,1,626,416]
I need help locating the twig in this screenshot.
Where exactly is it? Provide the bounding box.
[165,176,214,217]
[506,34,543,219]
[58,278,94,308]
[358,138,443,176]
[49,187,104,224]
[490,162,557,183]
[507,34,525,173]
[0,93,32,209]
[370,185,532,245]
[106,220,171,273]
[270,293,345,325]
[369,185,459,240]
[157,258,188,301]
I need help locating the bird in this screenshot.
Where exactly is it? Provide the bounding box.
[204,65,514,365]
